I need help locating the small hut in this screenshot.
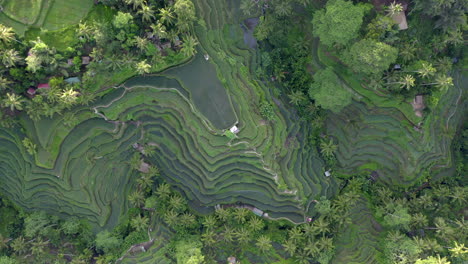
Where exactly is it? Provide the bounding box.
[252,208,264,217]
[230,125,240,134]
[82,56,91,65]
[27,88,36,96]
[65,77,81,84]
[411,95,425,117]
[161,42,172,50]
[37,83,50,89]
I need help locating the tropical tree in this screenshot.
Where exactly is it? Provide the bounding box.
[233,208,249,224]
[138,5,155,22]
[0,24,15,44]
[288,227,304,242]
[1,49,21,68]
[389,74,415,90]
[415,255,451,264]
[317,237,334,251]
[449,242,468,257]
[134,36,149,52]
[31,238,49,258]
[201,231,216,246]
[169,195,186,212]
[411,213,429,229]
[2,93,25,111]
[274,0,293,17]
[135,60,151,75]
[164,210,179,228]
[235,227,251,245]
[181,35,198,57]
[137,174,154,191]
[312,0,369,47]
[282,239,297,256]
[312,217,330,237]
[423,75,454,91]
[240,0,257,16]
[60,88,79,106]
[320,138,337,158]
[77,22,94,41]
[124,0,145,10]
[128,190,145,207]
[202,215,218,230]
[130,153,142,171]
[304,240,320,257]
[256,235,272,253]
[248,217,264,232]
[417,62,437,79]
[131,215,149,232]
[10,236,27,256]
[159,8,175,25]
[222,226,236,243]
[0,77,12,92]
[180,212,196,228]
[0,234,10,251]
[386,2,403,16]
[151,23,167,39]
[309,67,352,112]
[215,208,231,222]
[288,90,306,106]
[155,183,171,200]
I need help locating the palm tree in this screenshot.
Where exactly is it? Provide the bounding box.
[128,190,145,207]
[124,0,145,10]
[156,183,171,200]
[288,227,304,242]
[449,242,468,257]
[256,235,272,253]
[0,234,10,250]
[423,75,454,91]
[201,231,216,246]
[77,22,94,41]
[222,226,236,243]
[235,227,251,245]
[317,237,334,251]
[181,35,198,57]
[282,239,297,257]
[240,0,257,16]
[180,212,196,228]
[130,153,142,171]
[417,62,436,78]
[169,195,186,212]
[248,217,264,232]
[31,238,49,258]
[433,217,456,241]
[202,215,218,230]
[397,74,416,90]
[288,90,306,106]
[151,23,167,39]
[1,49,21,68]
[131,215,149,232]
[312,217,330,237]
[274,1,293,17]
[106,55,122,71]
[0,77,12,91]
[411,213,428,229]
[216,208,231,222]
[134,36,148,52]
[135,60,151,75]
[294,249,312,264]
[138,4,155,22]
[11,236,27,256]
[60,88,79,106]
[302,224,317,238]
[159,8,175,25]
[320,138,337,158]
[415,255,450,264]
[233,208,249,224]
[137,174,153,191]
[164,209,179,228]
[0,24,15,44]
[2,93,25,111]
[304,240,320,257]
[386,1,403,16]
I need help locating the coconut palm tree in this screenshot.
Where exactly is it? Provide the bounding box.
[159,8,175,25]
[294,249,312,264]
[288,227,304,242]
[202,215,218,230]
[0,234,10,250]
[77,22,94,41]
[222,225,236,243]
[449,187,466,206]
[131,215,149,232]
[130,153,142,171]
[288,90,306,106]
[138,4,155,22]
[169,195,186,212]
[256,235,272,253]
[0,24,15,44]
[449,242,468,257]
[2,93,25,111]
[164,209,179,228]
[180,212,196,228]
[304,240,320,257]
[248,217,264,232]
[11,236,27,256]
[274,1,293,17]
[282,239,297,256]
[106,55,122,71]
[317,237,334,251]
[0,77,12,91]
[417,62,436,78]
[181,35,198,57]
[134,36,148,52]
[124,0,145,10]
[1,49,21,68]
[386,1,403,16]
[235,227,251,245]
[151,23,168,39]
[411,213,428,229]
[312,217,330,237]
[128,190,145,207]
[240,0,257,16]
[216,208,231,222]
[201,231,216,246]
[31,238,49,258]
[60,88,79,106]
[155,183,171,200]
[395,74,416,90]
[135,60,151,75]
[137,174,153,191]
[233,208,249,224]
[303,223,318,238]
[320,138,337,158]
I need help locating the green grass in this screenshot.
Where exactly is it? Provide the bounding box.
[2,0,43,25]
[42,0,93,30]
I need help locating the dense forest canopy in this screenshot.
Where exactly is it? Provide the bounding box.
[0,0,466,263]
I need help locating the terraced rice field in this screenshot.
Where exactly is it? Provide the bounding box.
[332,196,383,264]
[0,0,93,36]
